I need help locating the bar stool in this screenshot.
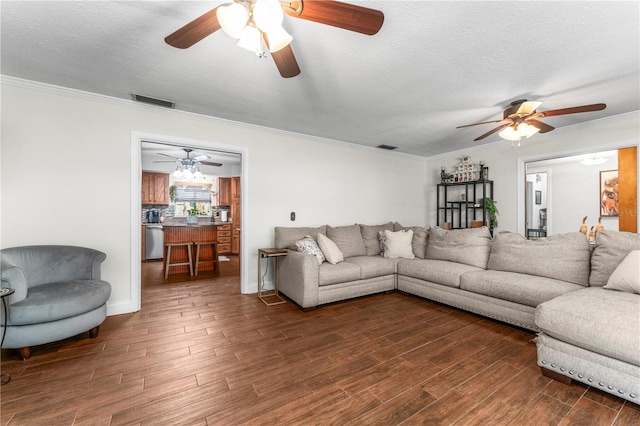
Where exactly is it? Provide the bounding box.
[193,241,220,276]
[164,243,194,279]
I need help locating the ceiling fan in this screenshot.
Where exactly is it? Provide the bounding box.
[457,100,607,142]
[164,0,385,78]
[154,148,222,168]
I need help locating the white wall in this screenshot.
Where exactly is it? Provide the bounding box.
[425,112,639,234]
[0,78,428,315]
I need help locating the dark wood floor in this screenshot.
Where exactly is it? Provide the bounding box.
[1,256,638,425]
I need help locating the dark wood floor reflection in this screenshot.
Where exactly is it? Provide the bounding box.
[1,256,638,425]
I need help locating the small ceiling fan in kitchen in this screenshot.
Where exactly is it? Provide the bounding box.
[154,148,222,179]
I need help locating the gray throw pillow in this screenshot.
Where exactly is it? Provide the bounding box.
[360,222,394,256]
[326,224,367,258]
[590,231,640,287]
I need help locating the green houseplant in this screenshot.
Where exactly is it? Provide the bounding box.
[483,198,499,229]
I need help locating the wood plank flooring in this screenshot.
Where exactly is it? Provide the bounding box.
[2,257,638,425]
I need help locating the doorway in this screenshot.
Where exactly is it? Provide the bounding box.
[520,146,636,236]
[131,132,249,313]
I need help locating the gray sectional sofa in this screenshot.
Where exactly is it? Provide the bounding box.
[274,224,639,403]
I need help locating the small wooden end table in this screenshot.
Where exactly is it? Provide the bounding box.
[258,248,288,306]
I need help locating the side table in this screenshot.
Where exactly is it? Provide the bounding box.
[258,248,288,306]
[1,287,15,385]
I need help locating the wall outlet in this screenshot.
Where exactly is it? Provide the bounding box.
[290,212,296,221]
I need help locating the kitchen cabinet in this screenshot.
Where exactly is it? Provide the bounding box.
[217,224,232,254]
[231,176,241,199]
[142,172,169,205]
[218,177,231,206]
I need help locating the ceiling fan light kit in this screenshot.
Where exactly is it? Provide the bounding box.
[165,0,384,78]
[457,99,606,146]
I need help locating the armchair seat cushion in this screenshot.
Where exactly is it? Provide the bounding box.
[9,280,111,325]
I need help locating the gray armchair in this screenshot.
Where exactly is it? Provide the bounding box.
[1,245,111,359]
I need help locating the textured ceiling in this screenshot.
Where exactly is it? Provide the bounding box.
[2,1,638,157]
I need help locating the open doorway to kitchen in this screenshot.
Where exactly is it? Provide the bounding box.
[131,132,248,313]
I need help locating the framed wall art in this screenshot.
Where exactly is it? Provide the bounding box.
[535,190,542,205]
[600,170,618,217]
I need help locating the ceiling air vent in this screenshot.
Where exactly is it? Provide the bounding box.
[377,144,398,150]
[132,94,175,109]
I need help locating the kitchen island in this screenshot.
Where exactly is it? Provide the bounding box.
[163,223,229,275]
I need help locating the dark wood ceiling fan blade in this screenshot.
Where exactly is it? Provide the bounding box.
[165,6,222,49]
[156,153,180,159]
[474,123,511,141]
[285,0,384,35]
[199,161,223,167]
[456,119,508,129]
[269,42,301,78]
[539,103,606,118]
[526,119,555,133]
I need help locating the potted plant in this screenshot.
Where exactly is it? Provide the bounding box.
[186,202,198,224]
[483,198,499,229]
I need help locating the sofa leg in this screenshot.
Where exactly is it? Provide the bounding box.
[88,326,100,338]
[18,347,31,360]
[541,367,572,385]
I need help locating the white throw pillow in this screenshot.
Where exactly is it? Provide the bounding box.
[604,250,640,294]
[295,235,325,265]
[317,233,344,264]
[383,229,415,259]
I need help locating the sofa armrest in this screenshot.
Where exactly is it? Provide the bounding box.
[1,253,28,303]
[278,250,320,308]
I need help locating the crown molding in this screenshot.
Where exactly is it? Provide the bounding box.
[1,75,427,163]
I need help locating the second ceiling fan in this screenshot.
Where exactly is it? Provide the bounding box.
[165,0,384,78]
[457,100,606,142]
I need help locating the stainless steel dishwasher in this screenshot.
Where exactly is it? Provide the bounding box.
[145,225,164,260]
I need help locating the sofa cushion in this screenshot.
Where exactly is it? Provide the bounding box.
[461,270,584,307]
[394,224,430,258]
[359,222,394,256]
[327,224,367,258]
[397,258,482,288]
[604,250,640,294]
[346,256,397,279]
[535,287,640,366]
[590,231,640,287]
[295,236,325,265]
[275,226,327,249]
[426,226,492,269]
[383,230,415,259]
[9,280,111,325]
[317,233,344,265]
[319,262,361,286]
[488,232,590,286]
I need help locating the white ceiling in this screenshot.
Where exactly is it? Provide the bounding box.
[2,1,638,157]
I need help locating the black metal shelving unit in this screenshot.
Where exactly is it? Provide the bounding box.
[437,180,494,232]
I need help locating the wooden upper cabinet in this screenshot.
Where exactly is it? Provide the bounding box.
[218,177,231,206]
[141,172,169,205]
[231,176,241,199]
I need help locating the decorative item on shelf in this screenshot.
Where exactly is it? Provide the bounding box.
[483,198,499,229]
[450,155,485,183]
